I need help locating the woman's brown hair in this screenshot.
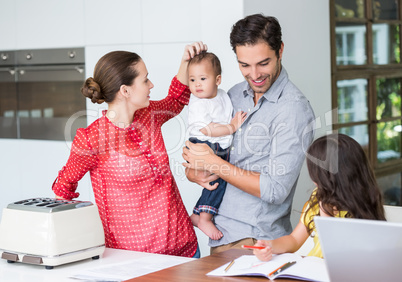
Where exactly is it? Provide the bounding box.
[81,51,142,104]
[304,133,386,234]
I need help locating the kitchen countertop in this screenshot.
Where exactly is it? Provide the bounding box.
[0,248,194,282]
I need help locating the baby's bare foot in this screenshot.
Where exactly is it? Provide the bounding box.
[198,219,223,240]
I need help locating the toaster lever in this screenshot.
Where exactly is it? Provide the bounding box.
[1,252,19,262]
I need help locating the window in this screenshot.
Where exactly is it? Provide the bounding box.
[331,0,402,206]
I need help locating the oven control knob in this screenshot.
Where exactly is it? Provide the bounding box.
[1,53,8,61]
[68,51,76,59]
[26,53,33,60]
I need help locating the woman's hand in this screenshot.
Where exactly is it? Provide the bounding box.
[253,240,273,262]
[182,41,208,61]
[177,41,208,85]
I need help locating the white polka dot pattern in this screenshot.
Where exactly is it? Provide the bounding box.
[52,77,197,257]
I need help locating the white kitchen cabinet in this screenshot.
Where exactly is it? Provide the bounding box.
[84,0,142,46]
[0,0,17,50]
[15,0,85,49]
[142,0,202,43]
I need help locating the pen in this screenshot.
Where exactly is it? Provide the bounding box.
[224,260,235,272]
[241,245,266,250]
[268,261,297,277]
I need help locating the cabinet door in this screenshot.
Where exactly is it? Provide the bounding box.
[0,1,17,50]
[15,0,85,49]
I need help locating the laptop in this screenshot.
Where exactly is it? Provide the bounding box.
[314,216,402,282]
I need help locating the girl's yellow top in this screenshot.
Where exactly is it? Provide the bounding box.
[301,191,347,258]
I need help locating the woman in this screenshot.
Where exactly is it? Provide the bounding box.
[52,42,207,257]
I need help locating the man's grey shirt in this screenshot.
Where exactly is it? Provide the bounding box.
[210,67,315,247]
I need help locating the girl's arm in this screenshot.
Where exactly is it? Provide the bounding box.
[200,111,247,137]
[253,221,310,261]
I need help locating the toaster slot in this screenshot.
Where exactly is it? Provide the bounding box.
[1,252,19,262]
[36,202,55,207]
[23,201,41,205]
[14,200,30,205]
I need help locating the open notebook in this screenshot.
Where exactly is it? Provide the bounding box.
[207,252,329,281]
[315,216,402,282]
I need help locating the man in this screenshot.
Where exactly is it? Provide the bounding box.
[183,14,315,254]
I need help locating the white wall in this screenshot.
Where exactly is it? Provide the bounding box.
[0,0,331,258]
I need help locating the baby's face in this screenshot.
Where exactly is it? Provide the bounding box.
[188,61,220,99]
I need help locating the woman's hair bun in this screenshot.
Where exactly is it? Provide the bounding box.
[81,77,105,104]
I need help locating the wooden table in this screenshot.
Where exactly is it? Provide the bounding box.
[125,249,305,282]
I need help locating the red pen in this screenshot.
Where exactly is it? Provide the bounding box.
[241,245,266,250]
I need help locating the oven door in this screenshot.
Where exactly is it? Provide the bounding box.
[15,65,87,141]
[0,68,18,138]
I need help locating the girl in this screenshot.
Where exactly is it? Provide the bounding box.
[253,133,386,261]
[52,42,208,258]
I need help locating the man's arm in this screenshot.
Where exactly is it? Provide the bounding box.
[183,141,261,197]
[183,100,315,202]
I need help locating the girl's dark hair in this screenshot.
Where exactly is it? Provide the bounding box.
[188,51,222,77]
[81,51,141,104]
[304,133,386,234]
[230,14,282,57]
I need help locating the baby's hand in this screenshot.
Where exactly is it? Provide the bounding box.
[230,111,247,132]
[253,240,273,262]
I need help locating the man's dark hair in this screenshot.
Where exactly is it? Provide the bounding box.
[230,14,282,58]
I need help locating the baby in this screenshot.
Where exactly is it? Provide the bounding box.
[187,51,246,240]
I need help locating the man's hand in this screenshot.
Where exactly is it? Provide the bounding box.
[182,141,216,171]
[185,168,219,191]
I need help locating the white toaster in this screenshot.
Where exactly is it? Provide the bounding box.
[0,197,105,269]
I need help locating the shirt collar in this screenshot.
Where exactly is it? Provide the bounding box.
[242,66,289,103]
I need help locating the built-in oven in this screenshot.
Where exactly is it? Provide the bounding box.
[0,48,86,141]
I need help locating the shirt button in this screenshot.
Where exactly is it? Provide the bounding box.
[231,146,235,151]
[147,154,151,157]
[238,128,242,132]
[248,108,251,112]
[153,167,157,170]
[139,142,142,145]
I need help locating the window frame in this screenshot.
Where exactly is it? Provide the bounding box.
[330,0,402,187]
